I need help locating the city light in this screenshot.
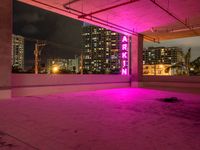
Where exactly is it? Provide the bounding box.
[52,65,59,73]
[159,64,164,68]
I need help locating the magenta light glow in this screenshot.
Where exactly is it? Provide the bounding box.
[121,35,129,75]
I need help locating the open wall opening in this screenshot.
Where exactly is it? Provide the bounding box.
[13,0,130,75]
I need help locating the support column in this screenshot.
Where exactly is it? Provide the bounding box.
[131,34,143,87]
[0,0,12,99]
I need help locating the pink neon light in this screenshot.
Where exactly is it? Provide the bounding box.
[122,52,128,59]
[122,36,128,42]
[123,60,126,66]
[122,44,128,50]
[122,68,127,75]
[121,35,128,75]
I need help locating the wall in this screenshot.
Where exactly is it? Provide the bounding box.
[0,0,12,99]
[142,75,200,83]
[139,76,200,94]
[12,74,130,97]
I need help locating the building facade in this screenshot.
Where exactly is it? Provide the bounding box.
[82,24,123,74]
[12,34,24,70]
[143,47,185,75]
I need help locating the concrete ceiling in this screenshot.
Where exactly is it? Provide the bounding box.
[18,0,200,41]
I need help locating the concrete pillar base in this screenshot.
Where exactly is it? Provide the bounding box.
[0,0,12,100]
[131,82,143,88]
[0,89,11,100]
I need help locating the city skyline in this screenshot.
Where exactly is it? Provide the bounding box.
[82,25,123,74]
[144,36,200,61]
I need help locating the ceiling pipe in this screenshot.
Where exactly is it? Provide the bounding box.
[150,0,199,36]
[170,26,200,33]
[65,0,80,6]
[143,34,160,43]
[63,4,135,34]
[78,0,139,18]
[64,3,159,43]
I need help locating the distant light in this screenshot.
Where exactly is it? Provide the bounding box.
[190,68,194,71]
[159,64,164,68]
[52,66,59,73]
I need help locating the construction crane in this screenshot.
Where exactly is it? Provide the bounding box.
[23,36,81,74]
[34,40,46,74]
[24,37,46,74]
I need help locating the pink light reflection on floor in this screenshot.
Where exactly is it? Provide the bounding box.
[0,88,200,150]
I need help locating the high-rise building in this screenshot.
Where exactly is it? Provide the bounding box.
[82,24,123,74]
[143,47,184,65]
[12,34,25,70]
[143,47,185,75]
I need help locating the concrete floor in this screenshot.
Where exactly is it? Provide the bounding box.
[0,88,200,150]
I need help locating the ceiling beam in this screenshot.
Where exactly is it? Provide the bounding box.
[78,0,139,18]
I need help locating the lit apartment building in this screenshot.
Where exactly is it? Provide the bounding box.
[12,34,25,70]
[82,24,123,74]
[143,47,185,75]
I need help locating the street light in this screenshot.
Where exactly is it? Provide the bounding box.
[52,66,59,74]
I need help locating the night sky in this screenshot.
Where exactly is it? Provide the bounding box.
[13,0,83,68]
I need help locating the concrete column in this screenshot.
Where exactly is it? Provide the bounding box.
[130,34,143,87]
[0,0,12,99]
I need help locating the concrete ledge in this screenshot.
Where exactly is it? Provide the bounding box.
[138,82,200,94]
[11,74,130,97]
[0,89,11,100]
[131,82,140,88]
[142,76,200,83]
[12,82,130,97]
[12,74,130,87]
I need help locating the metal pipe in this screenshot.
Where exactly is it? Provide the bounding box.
[170,26,200,33]
[150,0,199,36]
[63,5,136,34]
[63,4,135,33]
[65,0,80,6]
[78,0,139,18]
